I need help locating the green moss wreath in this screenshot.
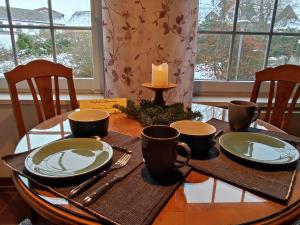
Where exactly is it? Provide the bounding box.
[113,99,202,126]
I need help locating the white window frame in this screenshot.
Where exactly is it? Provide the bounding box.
[0,0,104,94]
[193,0,300,97]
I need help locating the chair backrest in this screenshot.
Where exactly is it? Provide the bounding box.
[5,60,79,138]
[250,64,300,131]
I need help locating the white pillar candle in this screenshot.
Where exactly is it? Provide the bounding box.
[152,63,168,87]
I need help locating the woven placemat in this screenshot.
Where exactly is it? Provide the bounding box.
[187,118,299,202]
[2,131,191,225]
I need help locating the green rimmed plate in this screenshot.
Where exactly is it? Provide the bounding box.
[25,138,113,178]
[219,132,299,165]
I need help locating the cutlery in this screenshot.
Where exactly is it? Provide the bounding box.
[111,144,132,154]
[91,136,132,154]
[83,161,136,206]
[68,153,131,198]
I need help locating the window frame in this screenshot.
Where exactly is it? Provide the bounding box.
[0,0,298,97]
[193,0,300,96]
[0,0,104,94]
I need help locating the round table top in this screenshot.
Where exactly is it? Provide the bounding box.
[13,104,300,225]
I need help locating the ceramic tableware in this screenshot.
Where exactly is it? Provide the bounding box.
[219,132,299,165]
[228,100,260,131]
[25,138,113,178]
[141,125,191,175]
[170,120,217,156]
[68,109,109,137]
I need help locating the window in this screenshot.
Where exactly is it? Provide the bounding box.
[0,0,103,93]
[195,0,300,93]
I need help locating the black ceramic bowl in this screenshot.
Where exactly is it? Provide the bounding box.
[68,109,109,137]
[170,120,216,156]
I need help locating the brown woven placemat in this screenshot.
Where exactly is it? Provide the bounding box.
[2,131,191,225]
[188,118,299,202]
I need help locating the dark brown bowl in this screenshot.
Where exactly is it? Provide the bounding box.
[68,109,109,137]
[170,120,216,157]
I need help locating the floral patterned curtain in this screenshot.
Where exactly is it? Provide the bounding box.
[102,0,198,106]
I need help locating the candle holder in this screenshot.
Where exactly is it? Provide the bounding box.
[142,82,176,106]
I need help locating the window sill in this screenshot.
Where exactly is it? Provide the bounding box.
[192,95,300,110]
[0,93,299,110]
[0,93,104,105]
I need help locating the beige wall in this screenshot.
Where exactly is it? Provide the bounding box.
[0,103,37,177]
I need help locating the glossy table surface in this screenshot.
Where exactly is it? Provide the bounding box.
[13,104,300,225]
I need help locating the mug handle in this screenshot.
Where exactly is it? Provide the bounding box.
[175,142,191,168]
[251,106,261,122]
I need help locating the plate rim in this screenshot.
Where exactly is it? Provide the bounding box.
[219,132,300,165]
[25,138,113,178]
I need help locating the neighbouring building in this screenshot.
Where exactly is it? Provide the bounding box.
[0,6,65,49]
[66,11,91,27]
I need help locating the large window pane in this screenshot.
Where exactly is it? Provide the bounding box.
[195,34,231,80]
[274,0,300,32]
[237,0,275,32]
[0,0,8,24]
[230,35,268,80]
[198,0,235,31]
[55,30,92,78]
[52,0,91,27]
[0,0,11,74]
[9,0,50,26]
[15,29,53,64]
[0,33,14,76]
[268,35,300,66]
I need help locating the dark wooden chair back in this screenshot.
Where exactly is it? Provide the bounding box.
[5,60,79,138]
[250,64,300,131]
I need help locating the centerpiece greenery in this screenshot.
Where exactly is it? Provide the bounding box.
[113,99,202,126]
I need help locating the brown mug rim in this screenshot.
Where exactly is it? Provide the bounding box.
[68,109,109,122]
[170,120,216,137]
[229,100,257,108]
[141,125,180,141]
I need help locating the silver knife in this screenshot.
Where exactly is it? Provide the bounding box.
[111,144,132,154]
[83,162,139,206]
[91,136,132,154]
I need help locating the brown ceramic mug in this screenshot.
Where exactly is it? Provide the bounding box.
[228,100,260,131]
[141,125,191,175]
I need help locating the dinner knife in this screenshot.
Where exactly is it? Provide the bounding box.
[111,144,132,154]
[91,136,132,154]
[83,162,139,206]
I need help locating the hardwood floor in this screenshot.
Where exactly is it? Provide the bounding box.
[0,179,51,225]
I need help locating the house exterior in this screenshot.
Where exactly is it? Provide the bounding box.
[66,11,91,27]
[0,6,65,27]
[0,7,65,49]
[276,5,300,29]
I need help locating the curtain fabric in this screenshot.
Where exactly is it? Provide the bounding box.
[102,0,198,106]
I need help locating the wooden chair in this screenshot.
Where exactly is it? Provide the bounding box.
[250,64,300,131]
[5,60,79,138]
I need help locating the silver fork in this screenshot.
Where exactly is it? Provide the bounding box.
[68,153,131,198]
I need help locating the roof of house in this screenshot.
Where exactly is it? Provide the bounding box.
[0,6,63,23]
[67,11,91,26]
[205,11,218,20]
[35,7,64,18]
[276,5,299,23]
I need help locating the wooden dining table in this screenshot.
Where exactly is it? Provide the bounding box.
[12,103,300,225]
